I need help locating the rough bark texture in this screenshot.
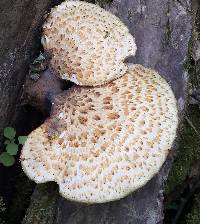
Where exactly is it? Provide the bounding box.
[0,0,63,146]
[0,0,44,145]
[0,0,192,223]
[22,183,59,224]
[55,1,192,224]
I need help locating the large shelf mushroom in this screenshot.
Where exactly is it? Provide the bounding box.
[21,65,178,203]
[42,1,136,86]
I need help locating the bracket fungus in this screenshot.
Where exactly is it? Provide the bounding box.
[41,1,136,86]
[21,65,178,203]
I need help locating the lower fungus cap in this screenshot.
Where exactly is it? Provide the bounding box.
[42,1,136,86]
[21,64,178,203]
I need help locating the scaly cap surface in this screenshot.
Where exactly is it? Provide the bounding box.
[42,1,136,86]
[21,65,178,203]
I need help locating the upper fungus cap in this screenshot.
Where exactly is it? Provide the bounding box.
[21,64,178,203]
[42,1,137,86]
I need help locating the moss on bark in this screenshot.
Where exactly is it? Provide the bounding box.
[165,1,200,222]
[22,183,59,224]
[187,193,200,224]
[166,106,200,195]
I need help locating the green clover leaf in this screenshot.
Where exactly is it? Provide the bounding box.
[0,152,15,167]
[6,143,18,155]
[18,136,28,145]
[4,127,16,140]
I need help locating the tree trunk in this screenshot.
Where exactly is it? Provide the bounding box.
[0,0,192,223]
[55,1,192,223]
[0,0,59,144]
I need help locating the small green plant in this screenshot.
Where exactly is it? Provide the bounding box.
[0,127,27,167]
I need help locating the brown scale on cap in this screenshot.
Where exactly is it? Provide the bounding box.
[21,65,178,203]
[42,1,136,86]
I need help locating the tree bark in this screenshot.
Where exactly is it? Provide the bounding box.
[56,1,192,224]
[0,0,192,223]
[0,0,55,145]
